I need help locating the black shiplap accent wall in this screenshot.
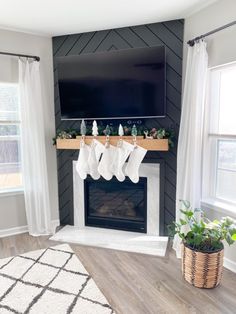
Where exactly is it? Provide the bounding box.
[53,20,183,234]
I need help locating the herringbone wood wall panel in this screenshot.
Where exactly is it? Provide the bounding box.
[53,20,183,234]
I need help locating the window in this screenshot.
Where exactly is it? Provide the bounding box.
[203,63,236,206]
[0,83,22,192]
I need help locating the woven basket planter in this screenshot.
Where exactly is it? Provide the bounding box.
[181,243,224,289]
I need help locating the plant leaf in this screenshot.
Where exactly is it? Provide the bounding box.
[180,219,187,225]
[181,200,191,209]
[226,233,234,245]
[232,233,236,241]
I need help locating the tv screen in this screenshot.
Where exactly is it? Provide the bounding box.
[57,46,166,120]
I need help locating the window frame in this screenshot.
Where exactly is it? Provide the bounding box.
[202,62,236,212]
[0,82,23,195]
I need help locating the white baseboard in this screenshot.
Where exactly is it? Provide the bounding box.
[224,257,236,273]
[0,219,60,238]
[0,225,28,238]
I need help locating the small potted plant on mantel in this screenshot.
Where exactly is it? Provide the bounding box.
[171,201,236,289]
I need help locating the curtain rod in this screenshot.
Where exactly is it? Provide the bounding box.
[187,20,236,46]
[0,51,40,61]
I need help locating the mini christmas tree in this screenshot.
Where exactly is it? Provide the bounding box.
[131,124,137,137]
[92,120,98,136]
[118,124,124,137]
[104,125,111,136]
[80,119,87,136]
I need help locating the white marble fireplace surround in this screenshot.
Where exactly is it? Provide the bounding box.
[51,162,168,257]
[73,162,160,235]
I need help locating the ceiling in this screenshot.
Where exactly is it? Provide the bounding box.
[0,0,218,37]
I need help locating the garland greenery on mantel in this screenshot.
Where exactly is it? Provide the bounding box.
[53,125,175,148]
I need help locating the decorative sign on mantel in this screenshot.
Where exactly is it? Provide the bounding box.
[56,136,169,151]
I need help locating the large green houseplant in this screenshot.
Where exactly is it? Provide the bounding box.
[171,201,236,288]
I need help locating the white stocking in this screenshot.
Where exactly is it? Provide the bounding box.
[125,145,147,183]
[76,144,90,179]
[111,141,134,182]
[98,145,116,180]
[88,139,105,180]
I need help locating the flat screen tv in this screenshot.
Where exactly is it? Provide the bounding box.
[57,46,166,120]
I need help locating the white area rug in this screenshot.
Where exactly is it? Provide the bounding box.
[51,226,168,257]
[0,244,114,314]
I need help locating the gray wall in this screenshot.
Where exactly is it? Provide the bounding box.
[0,28,59,233]
[53,20,183,234]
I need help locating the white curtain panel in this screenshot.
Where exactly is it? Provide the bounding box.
[19,59,52,236]
[173,41,208,257]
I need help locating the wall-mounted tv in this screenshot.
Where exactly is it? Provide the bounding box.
[57,46,166,120]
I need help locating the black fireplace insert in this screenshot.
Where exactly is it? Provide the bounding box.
[84,176,147,233]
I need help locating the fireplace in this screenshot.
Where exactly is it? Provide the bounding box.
[84,176,147,233]
[52,161,168,256]
[73,161,160,235]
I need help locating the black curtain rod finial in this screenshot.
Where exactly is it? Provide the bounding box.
[0,51,40,62]
[187,39,195,47]
[187,36,204,46]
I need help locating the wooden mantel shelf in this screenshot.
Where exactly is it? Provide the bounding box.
[56,136,169,151]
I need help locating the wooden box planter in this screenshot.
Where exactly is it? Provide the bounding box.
[182,243,224,289]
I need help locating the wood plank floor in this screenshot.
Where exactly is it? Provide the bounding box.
[0,233,236,314]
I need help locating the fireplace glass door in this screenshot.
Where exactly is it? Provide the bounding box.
[84,176,147,233]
